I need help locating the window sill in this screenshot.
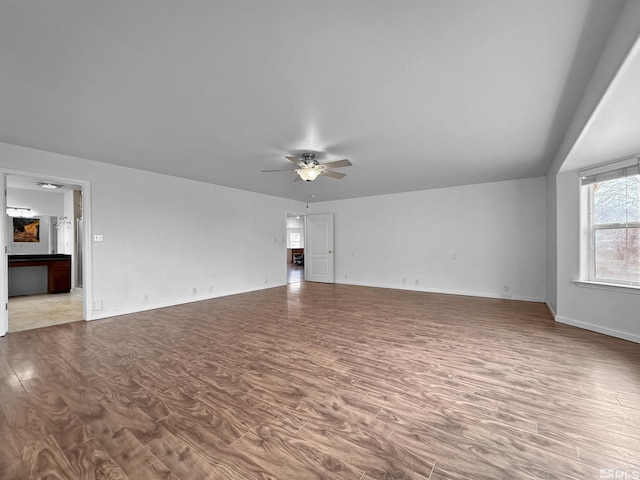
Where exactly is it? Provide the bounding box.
[574,280,640,295]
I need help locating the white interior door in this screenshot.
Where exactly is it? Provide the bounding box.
[306,213,334,283]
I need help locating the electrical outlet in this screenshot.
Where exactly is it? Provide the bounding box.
[265,277,268,283]
[452,253,458,260]
[192,287,197,295]
[93,300,103,311]
[93,234,104,242]
[402,278,406,284]
[415,279,419,286]
[344,274,348,280]
[143,294,149,303]
[503,285,509,293]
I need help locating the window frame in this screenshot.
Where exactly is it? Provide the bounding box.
[582,159,640,287]
[289,231,301,248]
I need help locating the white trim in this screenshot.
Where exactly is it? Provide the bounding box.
[335,279,544,303]
[582,173,640,287]
[578,156,639,179]
[90,283,286,320]
[580,181,592,281]
[1,168,93,326]
[556,315,640,344]
[574,280,640,294]
[82,182,93,321]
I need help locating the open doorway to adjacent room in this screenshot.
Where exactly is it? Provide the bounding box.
[286,213,305,284]
[6,174,85,332]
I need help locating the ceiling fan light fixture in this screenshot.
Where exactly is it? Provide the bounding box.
[296,167,320,182]
[262,152,351,182]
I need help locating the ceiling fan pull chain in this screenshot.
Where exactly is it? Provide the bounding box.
[306,182,310,210]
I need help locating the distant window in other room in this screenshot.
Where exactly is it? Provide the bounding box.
[290,232,301,248]
[582,159,640,286]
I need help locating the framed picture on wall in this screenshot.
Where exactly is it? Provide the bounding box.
[13,218,40,243]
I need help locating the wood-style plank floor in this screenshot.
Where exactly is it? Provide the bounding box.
[287,263,304,284]
[1,282,639,479]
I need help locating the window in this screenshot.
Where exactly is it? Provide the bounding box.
[582,159,640,286]
[289,232,301,248]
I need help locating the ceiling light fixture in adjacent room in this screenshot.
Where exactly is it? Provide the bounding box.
[6,207,35,218]
[36,182,63,189]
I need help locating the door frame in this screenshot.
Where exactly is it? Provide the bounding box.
[1,168,93,336]
[285,211,307,283]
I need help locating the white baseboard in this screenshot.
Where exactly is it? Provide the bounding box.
[336,279,544,303]
[555,315,640,344]
[89,282,287,321]
[85,281,639,344]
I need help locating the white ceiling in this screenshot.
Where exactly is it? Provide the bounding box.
[0,0,633,202]
[561,35,640,172]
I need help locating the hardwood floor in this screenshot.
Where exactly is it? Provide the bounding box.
[287,263,304,284]
[1,282,639,479]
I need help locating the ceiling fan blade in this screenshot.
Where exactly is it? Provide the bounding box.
[286,155,305,167]
[321,159,352,169]
[261,168,298,172]
[293,175,303,182]
[321,170,346,179]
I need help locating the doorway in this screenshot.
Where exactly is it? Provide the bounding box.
[4,173,89,333]
[286,214,305,284]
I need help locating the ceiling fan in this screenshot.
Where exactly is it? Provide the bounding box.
[262,153,352,182]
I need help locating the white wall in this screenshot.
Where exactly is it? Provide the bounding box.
[7,187,65,217]
[555,171,640,343]
[315,177,546,302]
[545,173,558,315]
[1,143,304,320]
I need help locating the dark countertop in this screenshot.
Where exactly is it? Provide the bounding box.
[9,254,71,263]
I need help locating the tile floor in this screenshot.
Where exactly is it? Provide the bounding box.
[8,292,84,332]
